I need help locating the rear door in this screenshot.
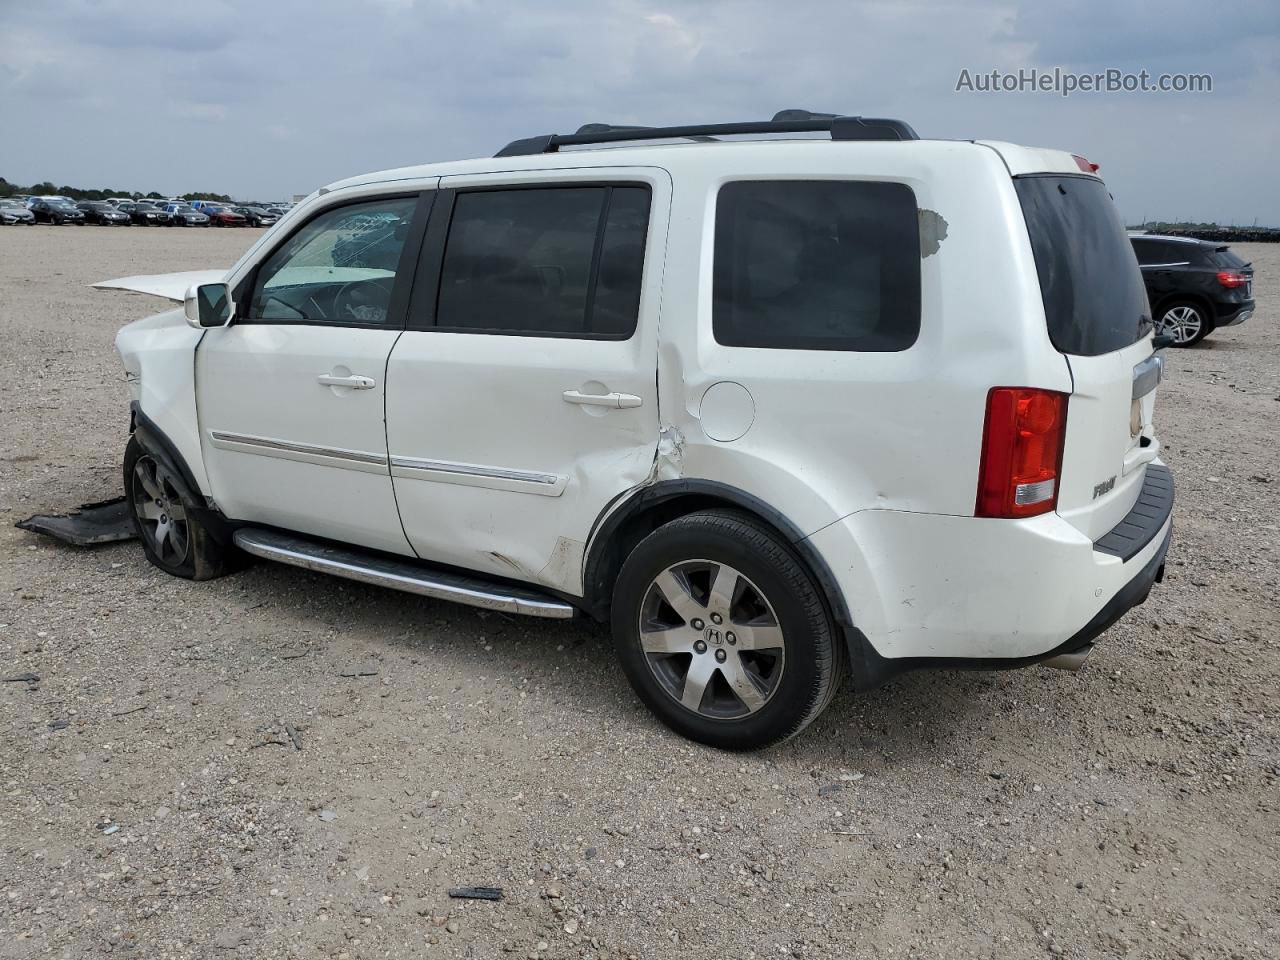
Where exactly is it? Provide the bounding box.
[384,168,670,594]
[1015,174,1162,541]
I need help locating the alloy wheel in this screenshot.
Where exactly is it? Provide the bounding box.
[1157,305,1203,345]
[638,560,785,719]
[131,456,190,565]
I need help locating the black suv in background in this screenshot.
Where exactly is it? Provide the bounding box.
[1129,233,1255,346]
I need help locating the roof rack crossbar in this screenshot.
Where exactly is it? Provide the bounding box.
[494,114,918,157]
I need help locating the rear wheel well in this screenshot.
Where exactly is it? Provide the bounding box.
[581,485,850,633]
[1153,291,1215,326]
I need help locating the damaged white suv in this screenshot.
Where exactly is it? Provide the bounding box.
[109,111,1174,749]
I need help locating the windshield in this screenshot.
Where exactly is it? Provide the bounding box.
[1015,175,1151,356]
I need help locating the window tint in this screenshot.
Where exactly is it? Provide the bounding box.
[246,196,417,326]
[713,181,921,352]
[1130,239,1162,265]
[1015,176,1151,356]
[434,186,649,337]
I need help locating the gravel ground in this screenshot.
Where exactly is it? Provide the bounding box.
[1,226,1276,959]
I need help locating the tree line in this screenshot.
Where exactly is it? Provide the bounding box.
[0,176,234,204]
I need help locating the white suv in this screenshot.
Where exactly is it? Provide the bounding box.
[108,111,1174,749]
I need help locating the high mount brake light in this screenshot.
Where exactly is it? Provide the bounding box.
[1217,271,1249,289]
[1072,154,1100,173]
[976,388,1069,519]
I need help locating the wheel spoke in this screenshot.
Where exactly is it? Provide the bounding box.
[166,502,187,522]
[708,563,739,614]
[653,569,704,623]
[135,463,162,501]
[155,522,172,560]
[680,656,716,712]
[136,499,162,521]
[733,620,784,652]
[720,654,767,713]
[640,627,694,655]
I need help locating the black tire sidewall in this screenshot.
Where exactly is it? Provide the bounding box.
[611,513,836,750]
[124,435,202,579]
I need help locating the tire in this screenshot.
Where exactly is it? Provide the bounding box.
[1156,299,1213,346]
[611,509,844,750]
[124,435,231,581]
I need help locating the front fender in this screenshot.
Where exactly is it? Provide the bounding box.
[115,308,209,496]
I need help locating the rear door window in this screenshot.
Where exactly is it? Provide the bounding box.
[433,185,650,338]
[1015,175,1151,356]
[713,180,920,351]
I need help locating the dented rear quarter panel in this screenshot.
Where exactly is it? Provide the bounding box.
[655,140,1072,541]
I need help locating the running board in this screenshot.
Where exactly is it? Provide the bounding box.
[232,528,576,619]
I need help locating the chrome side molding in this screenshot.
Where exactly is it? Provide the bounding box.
[389,455,567,497]
[233,528,576,619]
[209,431,388,466]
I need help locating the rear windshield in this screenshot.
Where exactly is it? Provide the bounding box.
[1015,175,1150,356]
[1201,246,1247,269]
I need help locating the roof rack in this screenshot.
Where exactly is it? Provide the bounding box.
[494,109,919,158]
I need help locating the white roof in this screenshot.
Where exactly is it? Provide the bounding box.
[321,137,1091,194]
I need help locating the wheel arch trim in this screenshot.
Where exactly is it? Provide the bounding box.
[130,403,237,546]
[582,479,854,630]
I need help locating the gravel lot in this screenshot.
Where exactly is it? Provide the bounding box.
[1,226,1276,959]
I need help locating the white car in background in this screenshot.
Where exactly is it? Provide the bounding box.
[104,111,1174,749]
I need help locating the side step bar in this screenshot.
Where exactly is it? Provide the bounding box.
[232,528,576,619]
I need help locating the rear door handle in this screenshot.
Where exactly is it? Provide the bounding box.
[562,390,643,409]
[318,374,376,390]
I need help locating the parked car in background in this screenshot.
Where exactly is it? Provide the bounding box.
[106,197,136,207]
[121,202,172,226]
[77,201,132,226]
[0,199,36,224]
[104,112,1173,749]
[230,205,279,227]
[199,204,248,227]
[1128,233,1256,346]
[29,199,85,224]
[164,204,210,227]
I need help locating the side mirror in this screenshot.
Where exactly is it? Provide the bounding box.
[184,282,234,329]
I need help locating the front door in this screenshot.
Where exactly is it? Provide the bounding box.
[384,169,670,593]
[196,192,430,556]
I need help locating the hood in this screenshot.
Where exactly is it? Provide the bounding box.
[93,269,227,302]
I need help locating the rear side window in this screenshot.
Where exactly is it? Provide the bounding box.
[1015,176,1151,356]
[713,180,921,352]
[435,185,650,338]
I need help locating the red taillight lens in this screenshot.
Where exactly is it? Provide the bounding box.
[1072,154,1100,173]
[1217,271,1249,289]
[975,388,1069,519]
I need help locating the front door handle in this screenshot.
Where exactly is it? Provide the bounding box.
[562,390,643,409]
[318,374,376,390]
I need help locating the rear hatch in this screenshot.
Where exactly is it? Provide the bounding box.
[1203,245,1255,300]
[1015,174,1161,541]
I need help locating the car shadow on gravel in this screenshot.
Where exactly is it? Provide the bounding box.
[210,559,1092,765]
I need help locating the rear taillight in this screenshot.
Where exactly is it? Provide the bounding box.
[1217,271,1249,289]
[1072,154,1100,173]
[975,388,1069,519]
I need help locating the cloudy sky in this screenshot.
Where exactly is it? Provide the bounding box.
[1,0,1277,223]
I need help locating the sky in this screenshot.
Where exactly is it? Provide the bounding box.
[1,0,1277,224]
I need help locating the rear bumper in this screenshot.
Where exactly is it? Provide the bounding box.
[1214,300,1254,327]
[807,462,1174,678]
